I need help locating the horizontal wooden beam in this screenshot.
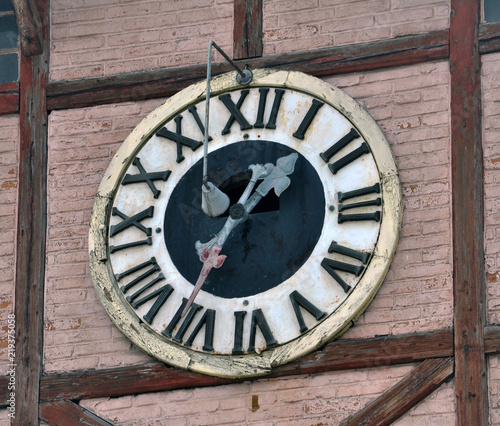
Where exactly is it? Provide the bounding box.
[0,328,453,406]
[479,21,500,54]
[0,26,496,117]
[341,357,454,426]
[46,30,449,111]
[0,82,19,115]
[39,400,114,425]
[3,325,500,407]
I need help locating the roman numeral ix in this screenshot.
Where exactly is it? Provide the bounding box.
[109,206,154,253]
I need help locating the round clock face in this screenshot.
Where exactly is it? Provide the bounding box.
[89,69,402,378]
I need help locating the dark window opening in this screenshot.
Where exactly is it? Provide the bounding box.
[0,0,18,84]
[485,0,500,22]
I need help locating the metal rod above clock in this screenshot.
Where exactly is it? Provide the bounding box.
[201,41,253,218]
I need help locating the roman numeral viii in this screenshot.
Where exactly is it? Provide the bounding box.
[320,128,370,174]
[321,241,371,293]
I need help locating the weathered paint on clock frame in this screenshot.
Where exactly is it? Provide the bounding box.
[89,68,402,378]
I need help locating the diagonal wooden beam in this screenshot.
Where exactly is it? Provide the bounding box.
[340,357,454,426]
[11,0,42,56]
[39,400,114,426]
[450,0,487,423]
[233,0,263,60]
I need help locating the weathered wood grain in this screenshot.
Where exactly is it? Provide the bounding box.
[14,0,48,424]
[479,21,500,54]
[0,82,19,114]
[340,357,454,426]
[46,30,449,111]
[39,400,114,426]
[450,0,487,424]
[12,0,42,56]
[233,0,263,59]
[32,329,452,403]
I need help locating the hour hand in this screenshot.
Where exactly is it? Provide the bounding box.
[244,152,298,213]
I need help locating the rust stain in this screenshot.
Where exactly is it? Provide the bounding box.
[304,404,310,414]
[71,318,82,329]
[0,326,8,348]
[1,181,17,190]
[0,298,11,309]
[491,157,500,164]
[8,169,15,175]
[251,395,260,412]
[45,320,56,331]
[487,271,499,282]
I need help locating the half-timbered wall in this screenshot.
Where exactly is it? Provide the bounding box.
[1,0,498,424]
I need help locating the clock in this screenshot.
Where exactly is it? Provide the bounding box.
[89,69,402,378]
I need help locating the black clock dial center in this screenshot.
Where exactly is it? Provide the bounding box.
[164,140,325,299]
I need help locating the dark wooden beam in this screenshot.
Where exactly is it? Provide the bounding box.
[450,0,487,424]
[39,400,114,426]
[233,0,263,60]
[14,0,48,424]
[0,82,19,115]
[31,329,453,404]
[46,30,449,111]
[479,21,500,54]
[484,324,500,354]
[11,0,42,56]
[340,358,454,426]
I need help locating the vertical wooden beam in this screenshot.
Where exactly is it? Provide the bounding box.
[450,0,487,423]
[14,0,48,424]
[233,0,262,60]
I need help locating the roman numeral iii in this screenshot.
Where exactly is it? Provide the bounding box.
[337,183,381,223]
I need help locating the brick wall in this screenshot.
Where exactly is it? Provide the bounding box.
[44,100,164,372]
[483,52,500,326]
[44,60,452,375]
[0,115,18,376]
[49,0,451,83]
[483,52,500,426]
[77,364,455,424]
[49,0,233,81]
[328,60,453,339]
[263,0,450,56]
[490,355,500,425]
